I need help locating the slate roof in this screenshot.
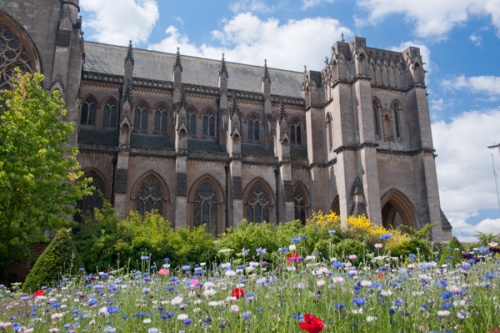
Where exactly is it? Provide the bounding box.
[78,128,118,146]
[187,138,225,152]
[84,42,305,98]
[130,133,174,149]
[241,143,274,157]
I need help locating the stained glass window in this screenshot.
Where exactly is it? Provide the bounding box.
[134,104,148,131]
[246,184,270,223]
[203,112,215,137]
[248,115,259,141]
[154,106,168,134]
[102,99,117,128]
[291,120,301,144]
[294,191,307,225]
[0,20,35,90]
[136,177,163,215]
[193,182,218,236]
[80,97,96,126]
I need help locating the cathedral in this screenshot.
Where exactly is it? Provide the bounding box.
[0,0,452,240]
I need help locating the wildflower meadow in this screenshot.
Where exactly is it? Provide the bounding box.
[1,210,499,333]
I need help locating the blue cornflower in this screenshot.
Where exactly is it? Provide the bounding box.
[332,261,344,269]
[256,248,267,255]
[291,237,301,243]
[442,302,452,309]
[380,234,392,240]
[182,265,191,271]
[103,326,116,333]
[140,255,149,261]
[183,318,192,325]
[352,298,365,306]
[107,306,119,314]
[328,229,336,234]
[479,247,490,254]
[204,317,212,324]
[394,298,404,307]
[293,313,303,320]
[335,303,345,309]
[242,311,251,319]
[301,235,307,240]
[279,247,289,252]
[485,272,495,279]
[441,291,453,299]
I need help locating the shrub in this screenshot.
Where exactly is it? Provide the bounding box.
[169,226,216,267]
[438,236,465,266]
[23,229,82,292]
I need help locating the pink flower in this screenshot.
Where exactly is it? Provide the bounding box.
[158,268,170,276]
[349,254,357,260]
[375,243,383,249]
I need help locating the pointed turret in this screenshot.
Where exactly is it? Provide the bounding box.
[219,53,229,110]
[173,47,183,104]
[262,59,272,115]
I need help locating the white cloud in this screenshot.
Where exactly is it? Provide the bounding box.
[80,0,159,46]
[229,0,278,14]
[149,13,352,71]
[302,0,336,9]
[356,0,500,40]
[433,109,500,241]
[469,33,482,47]
[442,75,500,96]
[450,218,500,242]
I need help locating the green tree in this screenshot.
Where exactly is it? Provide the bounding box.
[0,69,91,267]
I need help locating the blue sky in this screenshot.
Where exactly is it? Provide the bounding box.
[79,0,500,241]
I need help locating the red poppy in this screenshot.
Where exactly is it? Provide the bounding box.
[34,290,45,297]
[376,272,384,279]
[231,288,245,299]
[299,313,324,333]
[287,253,301,264]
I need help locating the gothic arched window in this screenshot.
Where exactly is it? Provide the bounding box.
[76,174,105,221]
[392,103,401,138]
[189,112,197,136]
[248,115,259,141]
[136,177,164,216]
[246,184,270,223]
[202,111,215,137]
[80,97,96,126]
[102,99,117,129]
[326,113,333,151]
[193,182,218,236]
[291,120,301,144]
[372,100,380,136]
[134,104,148,131]
[294,191,307,225]
[0,19,36,90]
[154,106,168,134]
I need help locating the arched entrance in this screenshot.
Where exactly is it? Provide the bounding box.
[380,190,417,229]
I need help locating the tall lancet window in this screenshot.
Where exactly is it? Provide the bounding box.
[193,182,218,236]
[246,184,270,223]
[248,115,259,141]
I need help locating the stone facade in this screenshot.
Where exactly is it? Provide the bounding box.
[0,0,452,240]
